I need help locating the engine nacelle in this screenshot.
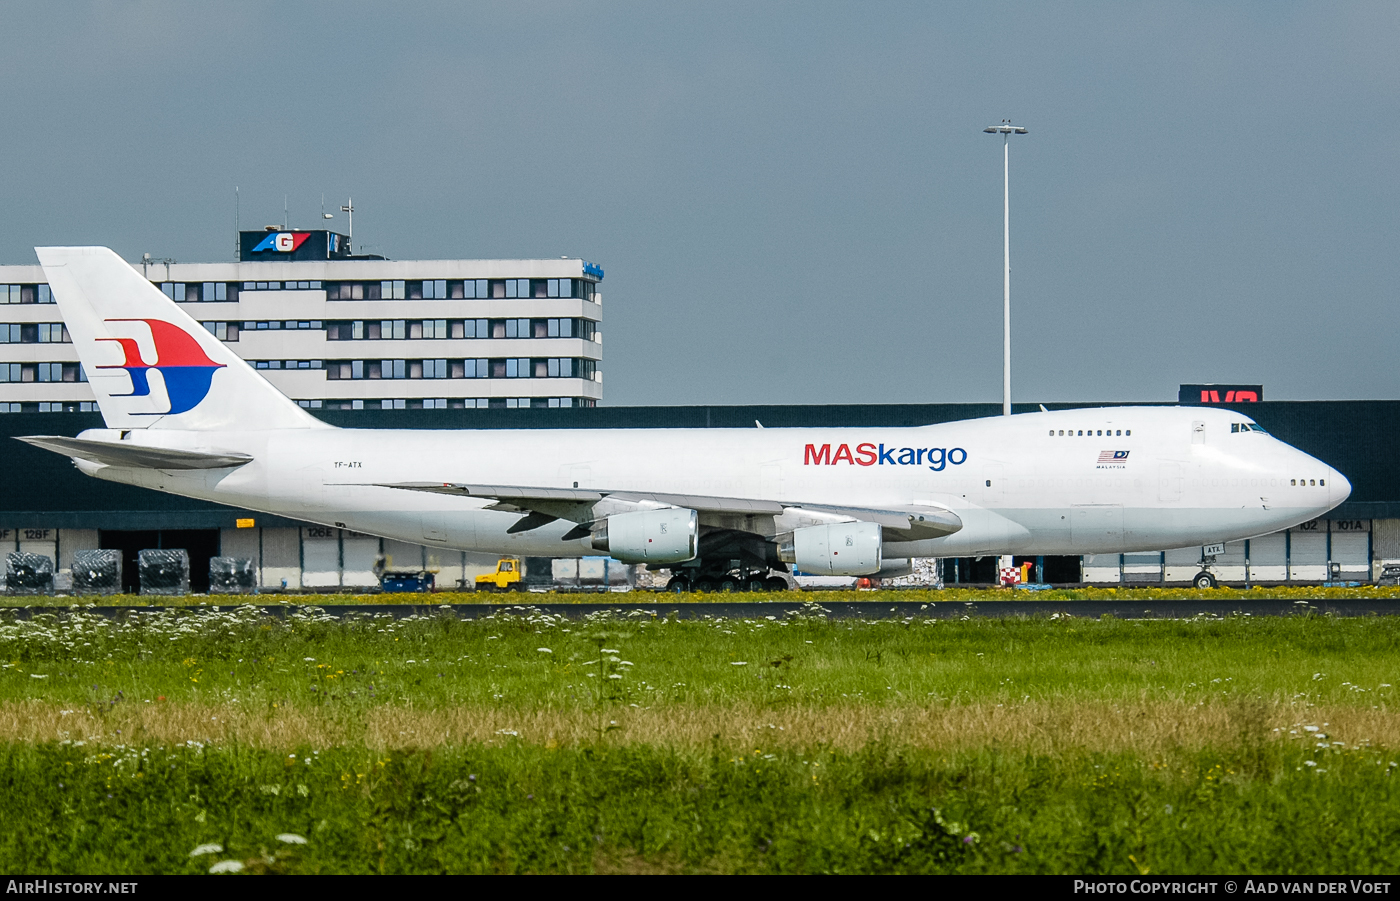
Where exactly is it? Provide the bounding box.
[590,508,698,564]
[873,558,914,579]
[778,521,882,576]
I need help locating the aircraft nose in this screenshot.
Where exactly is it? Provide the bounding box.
[1330,467,1352,507]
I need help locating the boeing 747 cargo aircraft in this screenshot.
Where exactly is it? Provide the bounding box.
[19,247,1350,590]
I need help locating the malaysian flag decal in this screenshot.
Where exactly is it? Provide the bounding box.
[1098,450,1130,462]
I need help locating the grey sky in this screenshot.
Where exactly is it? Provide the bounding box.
[1,2,1396,405]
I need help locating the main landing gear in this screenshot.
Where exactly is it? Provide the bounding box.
[1192,571,1218,589]
[665,572,790,593]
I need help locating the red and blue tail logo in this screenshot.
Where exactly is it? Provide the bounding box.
[96,319,225,415]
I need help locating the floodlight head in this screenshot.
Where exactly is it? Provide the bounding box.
[983,124,1028,135]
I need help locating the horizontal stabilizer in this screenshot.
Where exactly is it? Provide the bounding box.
[16,435,253,470]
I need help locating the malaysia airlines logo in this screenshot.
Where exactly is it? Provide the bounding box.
[251,232,311,253]
[96,319,226,415]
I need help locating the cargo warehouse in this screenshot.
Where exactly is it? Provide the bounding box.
[0,399,1395,593]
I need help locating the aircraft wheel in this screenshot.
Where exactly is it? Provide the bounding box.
[744,578,767,593]
[719,577,740,593]
[694,577,717,593]
[1193,571,1218,589]
[666,576,691,593]
[764,576,789,592]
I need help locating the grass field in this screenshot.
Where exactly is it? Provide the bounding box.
[1,604,1398,873]
[5,583,1400,608]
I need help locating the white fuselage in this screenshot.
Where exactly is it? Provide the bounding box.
[72,405,1350,560]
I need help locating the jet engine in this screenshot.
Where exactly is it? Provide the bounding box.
[590,508,698,564]
[777,521,882,576]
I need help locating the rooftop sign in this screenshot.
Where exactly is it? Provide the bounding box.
[1180,384,1263,404]
[239,230,350,262]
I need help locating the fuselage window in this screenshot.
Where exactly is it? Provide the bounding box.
[1309,480,1315,486]
[1077,430,1082,436]
[985,480,991,487]
[1290,479,1296,486]
[1320,479,1326,486]
[1126,430,1131,436]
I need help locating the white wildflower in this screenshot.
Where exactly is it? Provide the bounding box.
[275,833,307,845]
[189,843,223,857]
[209,860,244,874]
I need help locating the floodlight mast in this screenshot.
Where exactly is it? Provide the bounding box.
[983,122,1027,416]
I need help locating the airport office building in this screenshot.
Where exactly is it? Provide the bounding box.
[0,228,605,413]
[0,231,1394,591]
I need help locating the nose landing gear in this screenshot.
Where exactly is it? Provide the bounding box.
[1192,545,1222,589]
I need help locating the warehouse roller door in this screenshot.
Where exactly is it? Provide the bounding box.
[1330,520,1370,580]
[1289,522,1327,581]
[1248,533,1287,583]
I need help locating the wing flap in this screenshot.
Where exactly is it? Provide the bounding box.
[16,435,253,470]
[370,482,605,502]
[369,481,961,539]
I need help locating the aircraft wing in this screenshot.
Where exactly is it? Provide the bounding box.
[16,435,253,470]
[369,481,961,540]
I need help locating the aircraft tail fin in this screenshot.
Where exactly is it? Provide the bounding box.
[36,246,329,431]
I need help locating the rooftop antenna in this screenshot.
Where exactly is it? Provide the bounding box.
[340,197,355,248]
[234,186,240,261]
[283,194,288,231]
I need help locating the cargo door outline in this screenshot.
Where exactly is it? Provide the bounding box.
[1071,504,1124,550]
[1158,462,1183,503]
[760,462,784,501]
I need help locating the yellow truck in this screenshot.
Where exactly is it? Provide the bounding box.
[475,557,524,592]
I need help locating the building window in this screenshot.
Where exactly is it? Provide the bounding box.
[380,280,406,300]
[328,282,367,300]
[381,398,406,410]
[422,319,448,339]
[462,279,489,299]
[500,318,530,338]
[421,279,448,299]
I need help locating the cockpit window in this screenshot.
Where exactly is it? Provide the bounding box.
[1232,422,1269,435]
